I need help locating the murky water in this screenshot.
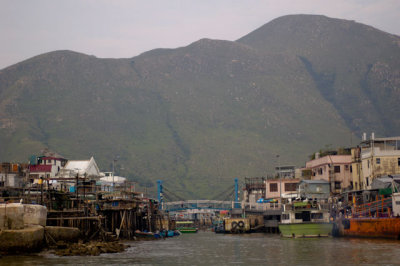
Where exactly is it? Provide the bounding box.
[2,231,400,265]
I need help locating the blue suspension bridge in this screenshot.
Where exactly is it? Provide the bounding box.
[157,179,241,213]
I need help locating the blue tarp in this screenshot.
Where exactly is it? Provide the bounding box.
[257,198,277,203]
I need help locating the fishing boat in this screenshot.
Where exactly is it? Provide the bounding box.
[335,188,400,239]
[279,200,333,238]
[212,219,225,234]
[176,221,198,233]
[160,230,180,238]
[134,230,162,239]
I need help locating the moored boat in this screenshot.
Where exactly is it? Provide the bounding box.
[176,221,198,233]
[335,191,400,239]
[279,201,333,238]
[134,230,162,239]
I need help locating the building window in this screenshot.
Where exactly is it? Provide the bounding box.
[270,183,278,192]
[334,166,341,173]
[335,181,341,189]
[48,159,51,164]
[345,165,349,170]
[350,165,353,173]
[311,213,323,219]
[284,183,297,192]
[282,214,290,220]
[318,168,323,175]
[398,158,400,167]
[376,158,380,164]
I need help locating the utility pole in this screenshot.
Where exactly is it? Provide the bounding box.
[277,155,281,202]
[40,177,44,205]
[112,156,118,191]
[112,159,115,190]
[75,170,79,210]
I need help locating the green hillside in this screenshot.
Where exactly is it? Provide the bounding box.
[1,15,399,198]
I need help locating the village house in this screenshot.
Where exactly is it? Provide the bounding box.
[350,146,363,190]
[28,155,67,185]
[242,177,266,206]
[57,156,101,193]
[357,134,400,190]
[298,180,330,200]
[306,151,352,194]
[274,165,296,179]
[0,162,27,188]
[266,178,300,202]
[99,172,127,192]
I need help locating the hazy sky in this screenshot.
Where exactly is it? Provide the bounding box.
[1,0,399,69]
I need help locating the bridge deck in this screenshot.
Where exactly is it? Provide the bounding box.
[162,200,236,211]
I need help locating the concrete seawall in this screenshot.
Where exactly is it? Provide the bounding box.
[45,226,81,243]
[0,203,47,253]
[0,225,44,252]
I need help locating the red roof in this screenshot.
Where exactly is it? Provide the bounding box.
[29,165,52,172]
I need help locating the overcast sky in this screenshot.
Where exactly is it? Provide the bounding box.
[1,0,399,69]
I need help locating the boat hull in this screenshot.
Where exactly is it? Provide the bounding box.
[339,218,400,239]
[177,228,198,233]
[279,222,333,238]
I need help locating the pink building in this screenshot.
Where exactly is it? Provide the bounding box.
[306,154,352,194]
[266,178,300,203]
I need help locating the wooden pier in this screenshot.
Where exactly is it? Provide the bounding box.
[1,185,169,241]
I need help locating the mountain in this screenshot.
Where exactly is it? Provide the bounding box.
[1,14,399,198]
[238,14,400,135]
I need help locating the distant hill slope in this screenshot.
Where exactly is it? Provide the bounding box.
[237,14,400,135]
[1,14,399,198]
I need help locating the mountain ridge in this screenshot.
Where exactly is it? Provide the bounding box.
[1,14,399,198]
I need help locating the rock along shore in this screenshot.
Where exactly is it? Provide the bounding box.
[52,240,127,256]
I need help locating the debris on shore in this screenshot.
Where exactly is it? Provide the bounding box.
[52,240,127,256]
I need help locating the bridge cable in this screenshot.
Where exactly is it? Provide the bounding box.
[211,185,235,201]
[162,186,186,201]
[221,188,236,202]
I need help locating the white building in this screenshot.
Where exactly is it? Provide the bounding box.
[59,156,101,179]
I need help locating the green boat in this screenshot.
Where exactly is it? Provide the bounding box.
[176,221,198,233]
[279,201,333,238]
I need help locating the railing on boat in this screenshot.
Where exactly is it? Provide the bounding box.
[352,196,393,218]
[243,202,281,211]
